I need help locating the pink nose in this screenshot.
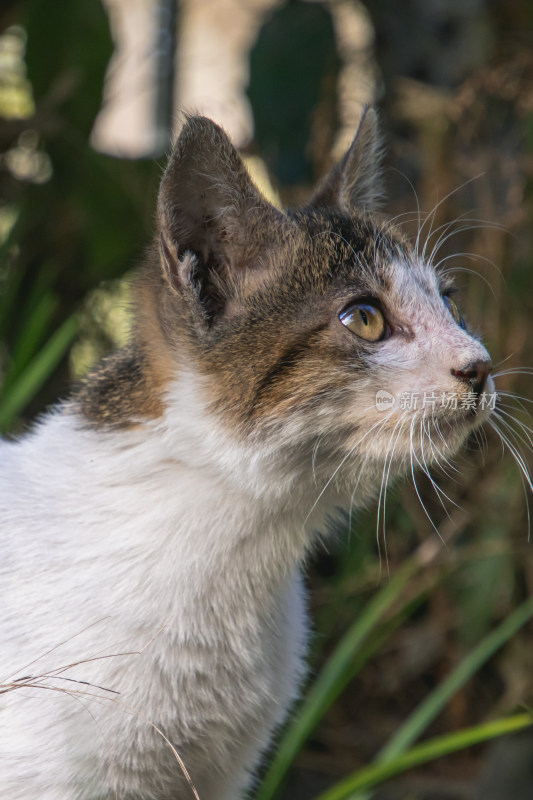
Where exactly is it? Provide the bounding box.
[451,360,492,398]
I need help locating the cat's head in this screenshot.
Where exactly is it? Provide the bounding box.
[140,110,493,493]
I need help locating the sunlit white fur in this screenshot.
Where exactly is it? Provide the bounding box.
[0,366,355,800]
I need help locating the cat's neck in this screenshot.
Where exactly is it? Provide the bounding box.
[35,390,316,606]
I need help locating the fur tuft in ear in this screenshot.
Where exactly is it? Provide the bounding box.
[157,116,285,325]
[309,106,383,213]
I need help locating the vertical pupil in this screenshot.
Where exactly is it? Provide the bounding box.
[359,308,368,326]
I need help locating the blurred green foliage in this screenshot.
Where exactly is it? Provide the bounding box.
[0,0,159,429]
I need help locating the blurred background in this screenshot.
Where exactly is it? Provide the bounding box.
[0,1,532,799]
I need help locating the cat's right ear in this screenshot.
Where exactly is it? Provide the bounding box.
[309,106,383,213]
[157,116,285,327]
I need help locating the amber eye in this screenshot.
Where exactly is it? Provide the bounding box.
[340,302,386,342]
[443,294,466,329]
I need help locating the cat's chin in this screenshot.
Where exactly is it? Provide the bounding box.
[443,403,492,435]
[422,405,493,464]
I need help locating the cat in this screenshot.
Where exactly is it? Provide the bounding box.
[0,107,494,799]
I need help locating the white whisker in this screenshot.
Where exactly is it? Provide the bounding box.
[376,418,404,580]
[489,418,532,539]
[415,176,487,260]
[305,412,394,522]
[488,419,533,493]
[409,418,446,545]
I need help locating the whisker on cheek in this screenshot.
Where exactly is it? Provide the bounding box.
[376,417,404,578]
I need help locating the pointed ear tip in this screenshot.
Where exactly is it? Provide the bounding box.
[345,105,380,160]
[182,113,219,129]
[359,104,379,130]
[178,114,229,144]
[162,115,235,185]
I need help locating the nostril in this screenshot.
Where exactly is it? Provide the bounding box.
[451,360,492,397]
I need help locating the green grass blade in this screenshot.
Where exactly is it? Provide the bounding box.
[0,260,25,341]
[0,314,79,431]
[256,561,419,800]
[314,713,533,800]
[376,596,533,765]
[4,291,58,385]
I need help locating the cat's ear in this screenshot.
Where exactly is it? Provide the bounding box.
[309,106,383,213]
[157,116,285,325]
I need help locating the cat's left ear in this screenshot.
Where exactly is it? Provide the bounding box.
[309,106,383,213]
[157,116,285,325]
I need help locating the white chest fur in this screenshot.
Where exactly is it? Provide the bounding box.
[0,402,313,799]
